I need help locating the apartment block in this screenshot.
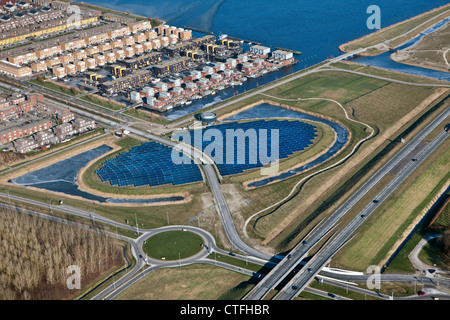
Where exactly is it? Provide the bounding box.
[61,39,87,52]
[102,12,136,25]
[35,45,62,59]
[0,60,32,77]
[129,20,151,34]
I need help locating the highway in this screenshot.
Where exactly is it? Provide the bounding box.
[0,78,274,263]
[2,193,448,300]
[275,127,449,299]
[0,27,448,299]
[43,94,274,260]
[245,105,450,300]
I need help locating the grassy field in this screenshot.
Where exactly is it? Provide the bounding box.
[78,94,126,112]
[115,264,253,300]
[392,22,450,72]
[29,79,80,97]
[340,4,450,54]
[143,231,204,260]
[217,69,442,250]
[331,138,450,272]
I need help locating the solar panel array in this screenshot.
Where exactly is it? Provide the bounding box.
[174,119,318,176]
[96,141,203,187]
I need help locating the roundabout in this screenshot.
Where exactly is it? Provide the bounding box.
[143,230,204,261]
[135,226,217,266]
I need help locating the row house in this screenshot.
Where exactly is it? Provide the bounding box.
[102,13,136,25]
[8,52,37,66]
[107,26,131,40]
[35,45,62,59]
[85,32,109,46]
[33,129,57,147]
[61,38,87,52]
[0,60,32,77]
[13,137,37,153]
[0,102,33,121]
[99,69,152,95]
[1,119,53,145]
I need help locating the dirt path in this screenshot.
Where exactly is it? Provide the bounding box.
[246,87,449,245]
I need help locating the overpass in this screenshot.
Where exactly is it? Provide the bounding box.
[245,105,450,300]
[275,124,449,300]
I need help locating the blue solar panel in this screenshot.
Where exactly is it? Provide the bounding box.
[96,141,203,187]
[172,119,317,177]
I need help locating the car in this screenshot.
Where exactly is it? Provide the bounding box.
[418,291,425,296]
[373,200,379,203]
[229,252,235,256]
[412,158,418,162]
[287,254,292,260]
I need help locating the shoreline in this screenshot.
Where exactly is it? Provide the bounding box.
[339,4,450,55]
[2,136,194,207]
[391,52,450,73]
[75,1,166,25]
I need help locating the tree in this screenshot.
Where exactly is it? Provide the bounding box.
[37,75,44,84]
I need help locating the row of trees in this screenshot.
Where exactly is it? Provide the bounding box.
[0,207,124,300]
[435,230,450,271]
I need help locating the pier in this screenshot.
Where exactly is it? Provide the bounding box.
[275,47,302,55]
[227,36,262,46]
[183,26,214,35]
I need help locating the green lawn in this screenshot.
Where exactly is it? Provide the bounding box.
[115,264,252,300]
[332,139,450,272]
[29,79,79,97]
[78,94,125,111]
[143,231,204,260]
[341,4,450,52]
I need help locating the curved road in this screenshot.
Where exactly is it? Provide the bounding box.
[245,105,449,300]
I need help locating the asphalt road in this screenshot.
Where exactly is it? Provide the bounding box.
[48,97,274,260]
[275,119,449,300]
[245,105,450,300]
[0,34,448,300]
